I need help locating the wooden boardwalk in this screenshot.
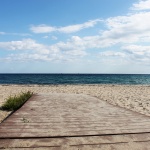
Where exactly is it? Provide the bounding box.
[0,93,150,149]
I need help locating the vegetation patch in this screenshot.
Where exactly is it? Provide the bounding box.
[1,91,33,111]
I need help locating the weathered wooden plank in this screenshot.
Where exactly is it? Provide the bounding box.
[0,147,61,150]
[0,133,150,149]
[1,123,150,130]
[1,127,150,134]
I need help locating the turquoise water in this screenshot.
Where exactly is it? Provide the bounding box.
[0,74,150,85]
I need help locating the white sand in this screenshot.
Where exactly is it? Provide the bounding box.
[0,84,150,122]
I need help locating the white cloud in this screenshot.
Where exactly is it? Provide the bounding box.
[131,0,150,10]
[0,39,49,54]
[8,53,52,62]
[30,19,101,34]
[0,32,31,36]
[58,19,101,33]
[0,38,87,62]
[122,44,150,55]
[121,44,150,64]
[30,24,56,33]
[99,51,126,57]
[43,36,49,39]
[51,36,57,40]
[0,32,6,35]
[11,33,32,36]
[56,36,86,51]
[102,12,150,44]
[0,39,37,50]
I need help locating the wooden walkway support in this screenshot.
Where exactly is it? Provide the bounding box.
[0,93,150,149]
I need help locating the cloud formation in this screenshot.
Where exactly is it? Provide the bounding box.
[122,45,150,58]
[0,32,6,35]
[99,51,126,57]
[30,19,101,34]
[103,11,150,44]
[0,32,31,36]
[0,39,48,53]
[131,0,150,10]
[121,44,150,64]
[0,38,87,62]
[1,0,150,66]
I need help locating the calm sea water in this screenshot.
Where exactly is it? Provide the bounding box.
[0,74,150,85]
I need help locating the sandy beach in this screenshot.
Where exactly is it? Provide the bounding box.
[0,84,150,122]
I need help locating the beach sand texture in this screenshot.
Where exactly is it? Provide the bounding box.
[0,84,150,123]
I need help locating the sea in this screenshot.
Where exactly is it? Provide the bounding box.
[0,74,150,85]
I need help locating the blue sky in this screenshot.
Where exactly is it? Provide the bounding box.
[1,0,150,73]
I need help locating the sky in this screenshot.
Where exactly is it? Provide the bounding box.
[1,0,150,73]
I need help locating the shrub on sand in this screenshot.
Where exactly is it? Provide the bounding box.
[1,91,33,111]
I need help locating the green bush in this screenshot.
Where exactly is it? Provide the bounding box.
[1,91,33,111]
